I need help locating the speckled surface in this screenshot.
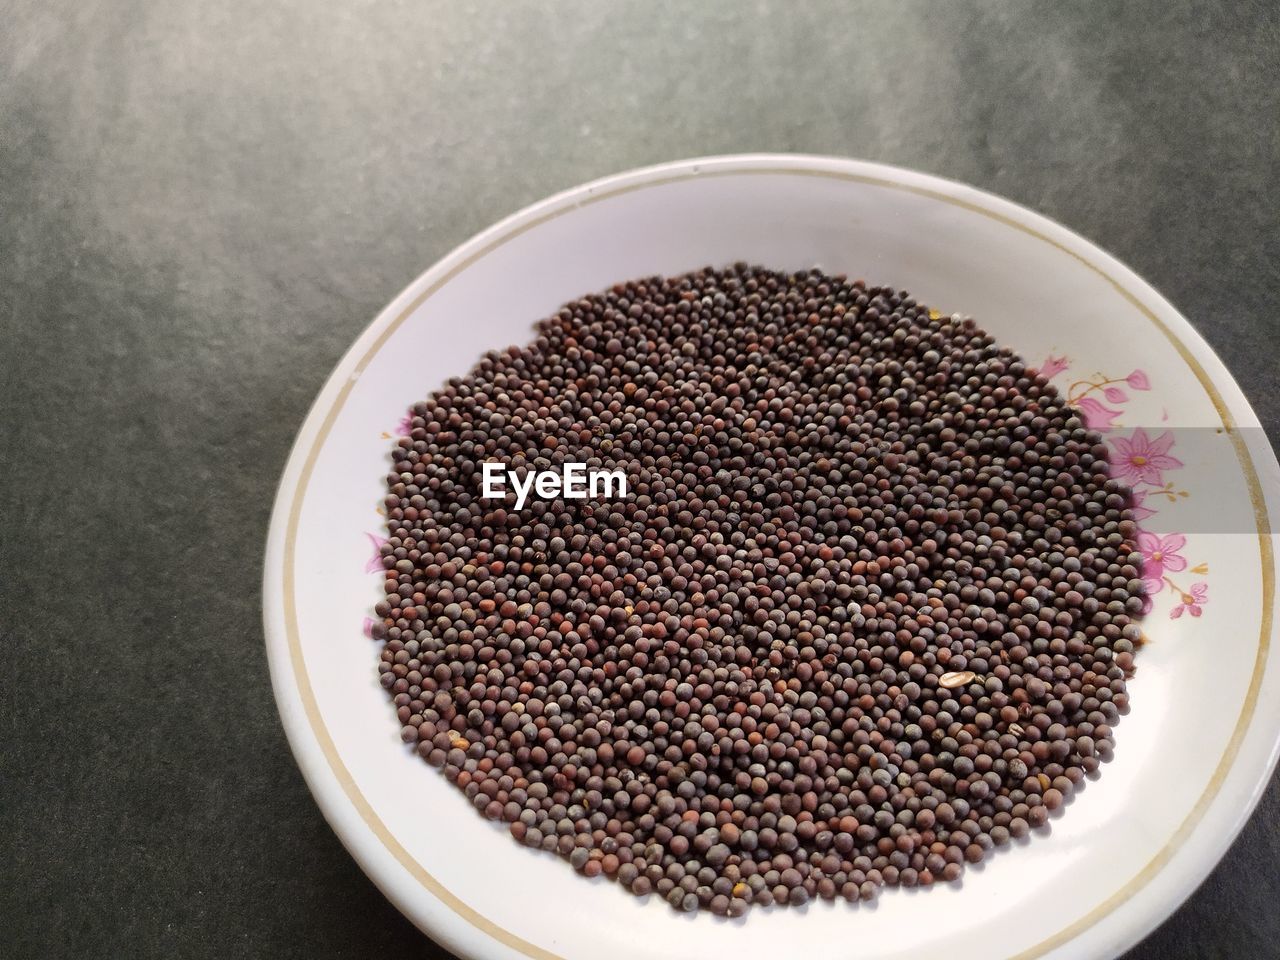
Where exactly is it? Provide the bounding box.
[2,2,1277,957]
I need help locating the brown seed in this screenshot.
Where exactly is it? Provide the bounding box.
[371,265,1145,914]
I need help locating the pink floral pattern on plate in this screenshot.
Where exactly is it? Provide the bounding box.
[1110,429,1182,486]
[364,532,388,575]
[1170,582,1208,619]
[1035,355,1208,619]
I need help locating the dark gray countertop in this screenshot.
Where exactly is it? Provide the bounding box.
[3,2,1278,958]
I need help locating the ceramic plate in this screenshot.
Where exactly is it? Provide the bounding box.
[263,155,1280,960]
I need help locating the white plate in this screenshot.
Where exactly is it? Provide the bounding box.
[263,155,1280,960]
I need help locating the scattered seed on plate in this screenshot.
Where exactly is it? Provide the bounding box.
[372,264,1145,913]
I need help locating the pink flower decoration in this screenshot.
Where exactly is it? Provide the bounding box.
[1138,531,1187,580]
[1126,369,1151,391]
[365,532,389,574]
[1110,429,1182,486]
[1103,386,1128,404]
[1138,576,1164,614]
[362,616,378,639]
[1129,489,1157,522]
[396,409,415,436]
[1037,355,1070,379]
[1076,396,1122,431]
[1170,582,1208,619]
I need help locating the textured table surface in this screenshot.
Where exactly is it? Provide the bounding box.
[3,2,1278,958]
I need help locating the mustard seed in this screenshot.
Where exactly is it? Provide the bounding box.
[372,265,1144,913]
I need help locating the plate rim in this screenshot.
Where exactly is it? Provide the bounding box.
[262,153,1280,960]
